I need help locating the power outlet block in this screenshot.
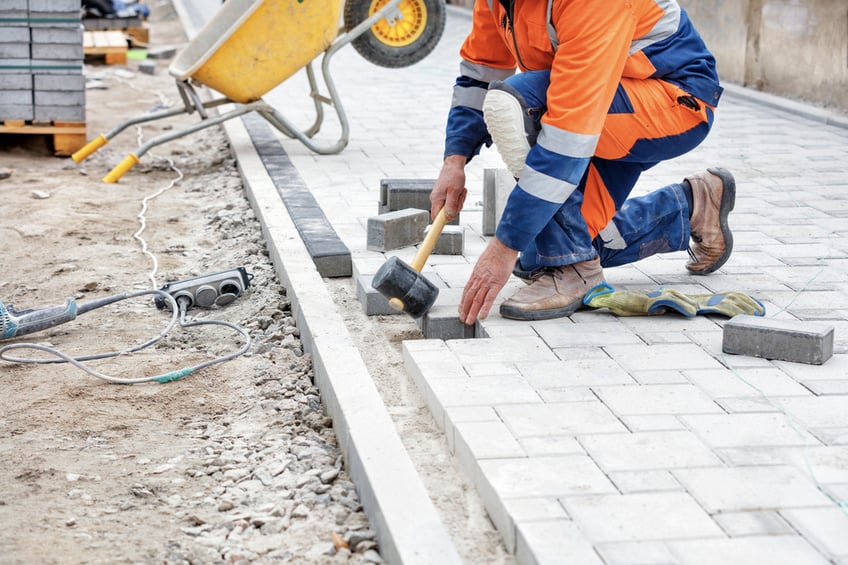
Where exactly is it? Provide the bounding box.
[154,267,254,310]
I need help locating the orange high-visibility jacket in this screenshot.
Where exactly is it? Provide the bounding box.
[445,0,722,251]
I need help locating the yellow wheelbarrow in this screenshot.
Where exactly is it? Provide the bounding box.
[72,0,445,182]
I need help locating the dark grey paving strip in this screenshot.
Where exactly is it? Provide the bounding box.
[241,113,352,278]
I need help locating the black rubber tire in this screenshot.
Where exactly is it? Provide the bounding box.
[344,0,446,68]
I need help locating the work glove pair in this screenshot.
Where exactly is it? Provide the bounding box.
[583,282,765,318]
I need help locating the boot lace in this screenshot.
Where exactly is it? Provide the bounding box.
[534,264,595,283]
[531,266,563,282]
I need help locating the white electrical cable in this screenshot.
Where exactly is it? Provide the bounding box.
[0,291,251,384]
[132,91,184,289]
[127,88,255,377]
[134,149,184,288]
[111,77,183,288]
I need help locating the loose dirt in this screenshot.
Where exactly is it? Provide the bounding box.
[0,3,380,563]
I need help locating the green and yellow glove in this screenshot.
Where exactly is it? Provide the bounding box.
[689,292,766,317]
[583,283,765,318]
[583,283,698,317]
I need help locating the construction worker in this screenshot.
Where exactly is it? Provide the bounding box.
[430,0,734,325]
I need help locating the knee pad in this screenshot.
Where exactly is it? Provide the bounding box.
[483,81,541,179]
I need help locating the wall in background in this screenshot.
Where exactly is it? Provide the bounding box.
[681,0,847,112]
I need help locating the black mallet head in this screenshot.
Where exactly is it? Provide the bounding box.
[371,256,440,319]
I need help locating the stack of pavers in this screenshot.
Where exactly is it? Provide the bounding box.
[82,13,144,31]
[0,0,85,125]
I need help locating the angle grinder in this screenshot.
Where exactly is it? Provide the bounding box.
[0,294,129,340]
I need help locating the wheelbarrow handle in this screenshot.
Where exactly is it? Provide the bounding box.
[71,134,108,163]
[103,153,139,184]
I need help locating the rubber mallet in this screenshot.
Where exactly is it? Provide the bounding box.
[371,208,448,318]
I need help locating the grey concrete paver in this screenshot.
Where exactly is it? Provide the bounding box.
[619,415,687,433]
[479,456,618,500]
[579,430,721,471]
[683,366,812,397]
[665,536,831,565]
[594,541,678,565]
[515,358,637,388]
[781,446,848,483]
[515,435,584,458]
[673,465,835,512]
[594,384,724,415]
[604,343,726,372]
[681,412,821,447]
[531,320,646,348]
[227,4,848,563]
[777,395,848,428]
[711,510,795,536]
[562,491,725,542]
[781,507,848,559]
[607,470,683,494]
[516,521,603,565]
[477,456,617,552]
[429,373,542,407]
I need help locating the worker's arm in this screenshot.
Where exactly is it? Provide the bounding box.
[434,0,515,222]
[442,0,515,162]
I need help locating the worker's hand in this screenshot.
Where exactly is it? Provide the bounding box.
[431,155,468,222]
[459,237,518,325]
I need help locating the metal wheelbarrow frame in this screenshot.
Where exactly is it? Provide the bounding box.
[72,0,439,182]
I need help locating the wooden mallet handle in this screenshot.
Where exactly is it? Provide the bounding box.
[410,208,448,272]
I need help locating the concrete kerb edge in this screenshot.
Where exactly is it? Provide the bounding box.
[168,2,462,561]
[722,82,848,130]
[222,116,463,565]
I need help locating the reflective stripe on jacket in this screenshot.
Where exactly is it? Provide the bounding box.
[444,0,722,251]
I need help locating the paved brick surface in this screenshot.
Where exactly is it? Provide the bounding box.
[254,6,848,564]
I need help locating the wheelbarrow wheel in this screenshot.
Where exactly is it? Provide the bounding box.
[344,0,446,68]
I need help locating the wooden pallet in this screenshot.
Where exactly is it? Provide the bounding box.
[0,120,87,156]
[83,30,128,65]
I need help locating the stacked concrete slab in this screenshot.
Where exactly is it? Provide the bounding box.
[0,0,85,122]
[82,14,143,31]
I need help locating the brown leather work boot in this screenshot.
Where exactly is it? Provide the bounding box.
[499,257,604,321]
[686,167,736,275]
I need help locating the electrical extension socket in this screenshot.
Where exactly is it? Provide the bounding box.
[154,267,254,310]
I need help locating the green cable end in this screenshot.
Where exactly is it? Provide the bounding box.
[153,367,194,383]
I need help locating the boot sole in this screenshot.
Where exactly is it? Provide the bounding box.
[483,89,531,179]
[688,166,736,275]
[499,299,583,321]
